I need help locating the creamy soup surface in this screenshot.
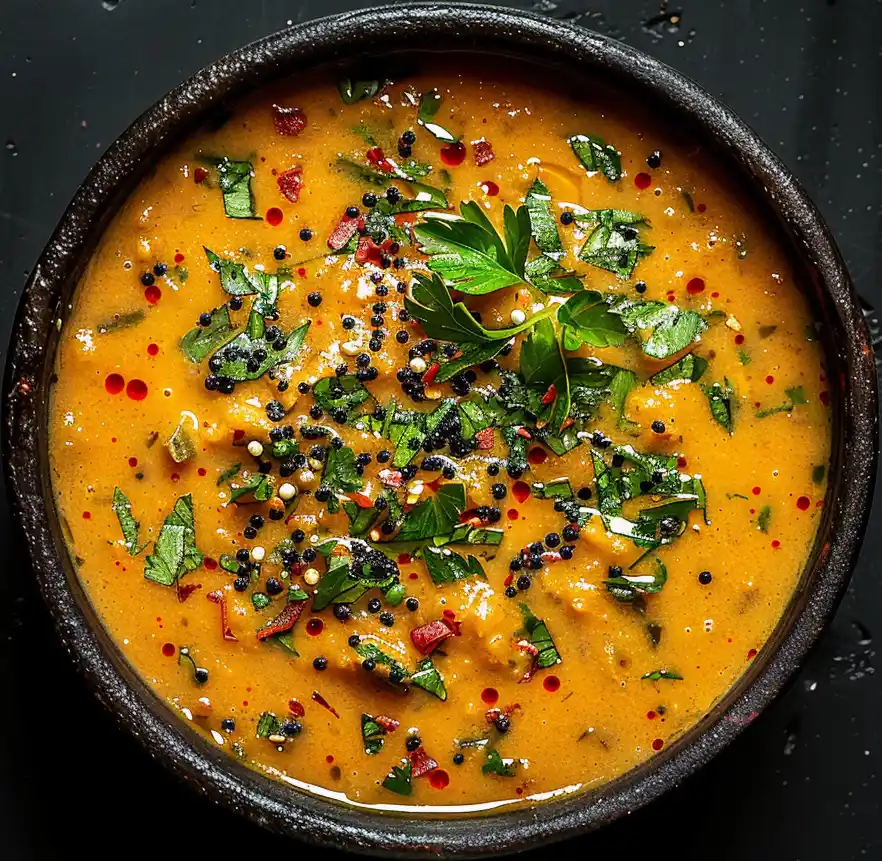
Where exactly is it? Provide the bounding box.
[50,63,831,810]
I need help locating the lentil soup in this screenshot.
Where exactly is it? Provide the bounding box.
[50,63,831,811]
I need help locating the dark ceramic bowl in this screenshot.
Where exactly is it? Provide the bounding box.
[3,3,877,856]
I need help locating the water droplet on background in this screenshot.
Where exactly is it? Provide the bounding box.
[5,140,18,156]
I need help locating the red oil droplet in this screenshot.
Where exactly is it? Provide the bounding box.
[325,754,335,764]
[543,675,561,692]
[397,553,412,564]
[198,467,207,477]
[144,284,161,304]
[527,447,547,465]
[306,618,324,636]
[128,457,138,467]
[297,267,307,278]
[194,167,208,184]
[647,710,657,720]
[481,687,499,705]
[429,769,450,790]
[408,571,419,580]
[289,699,305,717]
[752,486,761,496]
[677,456,688,469]
[697,203,707,213]
[796,496,810,510]
[686,277,705,295]
[479,180,499,196]
[440,141,467,166]
[765,375,775,385]
[512,481,530,503]
[162,643,175,657]
[711,291,720,298]
[203,557,218,570]
[747,648,758,659]
[170,472,180,482]
[819,391,830,406]
[82,511,91,519]
[634,172,652,189]
[734,333,745,345]
[771,539,781,549]
[105,373,125,394]
[651,738,664,751]
[507,508,519,521]
[174,253,185,264]
[147,343,159,356]
[266,207,284,226]
[126,379,148,400]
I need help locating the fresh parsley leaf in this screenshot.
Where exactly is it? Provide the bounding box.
[605,557,668,603]
[612,299,707,360]
[256,712,281,738]
[702,378,735,433]
[382,760,413,796]
[344,500,381,537]
[228,473,274,504]
[112,487,147,556]
[422,546,484,585]
[204,248,279,312]
[144,495,202,586]
[524,253,586,295]
[530,478,575,501]
[397,484,467,542]
[482,749,518,777]
[410,657,448,700]
[216,462,241,487]
[610,368,640,434]
[642,668,683,681]
[738,349,752,366]
[525,178,564,257]
[520,319,570,434]
[520,604,562,668]
[180,305,236,363]
[435,340,510,383]
[573,209,653,278]
[313,375,372,414]
[651,353,708,385]
[338,77,381,104]
[758,505,772,533]
[200,157,257,219]
[323,445,363,494]
[417,88,457,143]
[415,202,531,295]
[405,273,552,345]
[558,291,628,349]
[211,321,310,382]
[567,134,622,181]
[756,386,809,418]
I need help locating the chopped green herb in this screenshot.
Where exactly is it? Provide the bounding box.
[641,668,683,681]
[361,713,387,755]
[96,310,145,334]
[757,505,772,533]
[180,305,236,362]
[144,495,202,586]
[558,291,628,349]
[417,88,457,142]
[166,421,197,464]
[702,378,735,433]
[520,604,562,669]
[111,487,147,556]
[228,472,274,504]
[216,462,241,487]
[812,464,826,484]
[567,133,622,182]
[574,208,653,277]
[651,353,708,385]
[756,386,809,418]
[381,760,413,796]
[737,349,752,366]
[200,157,258,219]
[338,77,382,104]
[482,749,519,777]
[612,298,707,359]
[410,657,448,701]
[422,546,484,585]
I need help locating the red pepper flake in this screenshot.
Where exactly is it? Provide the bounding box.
[327,214,361,251]
[306,618,324,636]
[105,373,125,394]
[686,277,705,295]
[543,675,561,693]
[796,495,810,510]
[752,486,761,496]
[82,511,91,520]
[410,746,439,778]
[711,291,720,298]
[193,167,208,184]
[819,390,830,406]
[481,687,499,705]
[325,754,335,764]
[771,539,781,549]
[161,643,176,657]
[507,508,519,521]
[504,573,513,587]
[366,147,394,172]
[747,648,758,659]
[429,769,450,789]
[375,715,400,732]
[408,571,419,580]
[651,738,664,751]
[144,284,161,304]
[472,139,495,166]
[474,427,494,450]
[479,179,499,196]
[540,383,557,406]
[311,690,340,719]
[177,582,202,603]
[198,467,207,477]
[128,457,138,467]
[647,710,657,720]
[397,553,412,565]
[256,598,306,641]
[349,491,374,509]
[174,253,185,264]
[734,333,745,345]
[206,590,238,642]
[233,429,246,442]
[288,699,306,717]
[266,207,284,226]
[277,166,304,203]
[146,343,159,356]
[272,104,307,136]
[634,172,652,189]
[515,427,533,440]
[677,456,688,469]
[422,361,441,386]
[512,481,530,504]
[203,557,218,570]
[411,618,457,655]
[697,203,707,213]
[126,379,148,401]
[765,375,775,385]
[170,472,180,482]
[528,447,547,465]
[440,141,467,166]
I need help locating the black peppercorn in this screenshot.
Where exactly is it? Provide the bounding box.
[345,205,360,218]
[313,656,328,671]
[545,532,561,548]
[406,597,419,612]
[299,227,313,241]
[140,271,155,286]
[234,575,249,592]
[406,736,422,752]
[348,634,362,648]
[199,312,212,327]
[379,611,394,626]
[698,570,712,585]
[647,150,662,169]
[504,585,518,598]
[368,598,382,613]
[562,524,580,542]
[495,715,511,733]
[491,483,507,500]
[560,211,575,225]
[334,604,352,621]
[651,420,666,433]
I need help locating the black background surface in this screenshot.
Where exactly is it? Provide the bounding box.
[1,1,880,858]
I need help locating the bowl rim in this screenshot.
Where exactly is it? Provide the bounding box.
[3,3,878,856]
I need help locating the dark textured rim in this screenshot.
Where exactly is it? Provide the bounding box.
[2,4,877,857]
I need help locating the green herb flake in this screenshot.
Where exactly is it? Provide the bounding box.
[520,603,562,669]
[812,464,826,484]
[361,713,387,755]
[702,378,735,433]
[166,421,197,464]
[558,291,628,349]
[144,495,202,587]
[423,546,484,586]
[410,657,448,701]
[111,487,147,556]
[757,505,772,533]
[382,760,413,796]
[567,134,622,182]
[756,386,809,418]
[96,310,145,334]
[482,749,519,777]
[417,88,457,142]
[641,668,684,681]
[180,305,235,363]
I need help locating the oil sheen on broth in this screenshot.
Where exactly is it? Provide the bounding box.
[50,65,831,810]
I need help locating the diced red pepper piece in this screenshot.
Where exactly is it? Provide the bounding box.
[515,426,533,440]
[366,146,394,172]
[355,236,384,266]
[541,551,562,564]
[277,166,304,203]
[541,383,557,406]
[272,104,308,136]
[177,582,201,603]
[475,427,494,450]
[193,167,208,184]
[512,481,531,504]
[349,491,374,509]
[327,214,361,251]
[410,618,456,655]
[311,690,340,718]
[256,599,307,641]
[422,362,440,385]
[472,139,495,166]
[206,590,238,642]
[409,746,439,778]
[375,715,400,732]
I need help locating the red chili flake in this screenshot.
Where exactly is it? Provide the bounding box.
[507,508,519,521]
[82,511,91,520]
[272,104,308,136]
[481,687,499,705]
[311,690,340,719]
[543,675,561,693]
[256,598,306,641]
[504,573,513,587]
[203,557,218,570]
[144,284,161,304]
[306,618,324,636]
[408,572,419,580]
[515,427,533,440]
[327,214,362,251]
[474,427,495,450]
[170,472,180,482]
[128,457,138,467]
[747,648,758,659]
[819,390,830,406]
[647,710,657,720]
[752,486,761,495]
[479,180,499,196]
[177,582,202,603]
[276,166,304,203]
[174,253,185,264]
[734,333,745,345]
[697,203,707,213]
[634,172,652,189]
[422,362,441,386]
[193,167,208,184]
[105,373,125,394]
[771,539,781,549]
[146,343,159,356]
[512,481,531,504]
[796,496,810,510]
[765,375,775,385]
[411,618,457,655]
[288,699,306,717]
[686,277,705,295]
[410,746,439,778]
[206,590,238,642]
[711,291,720,298]
[440,141,467,166]
[198,467,207,477]
[541,551,562,564]
[528,447,547,466]
[677,456,688,469]
[325,755,334,764]
[366,147,394,172]
[540,383,557,406]
[429,769,450,789]
[472,140,495,166]
[375,715,400,732]
[266,207,284,226]
[161,643,176,657]
[348,491,374,509]
[126,379,148,400]
[397,553,412,565]
[651,738,664,751]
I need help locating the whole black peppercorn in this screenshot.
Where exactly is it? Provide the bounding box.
[233,576,249,592]
[299,227,313,241]
[309,404,324,420]
[698,570,713,585]
[266,577,283,596]
[356,352,371,368]
[635,281,647,294]
[560,211,575,225]
[362,192,378,207]
[140,271,155,286]
[442,466,456,480]
[236,548,250,563]
[495,715,511,733]
[545,532,561,548]
[362,658,376,672]
[313,656,328,671]
[314,487,331,502]
[369,338,382,352]
[647,150,662,169]
[402,130,417,146]
[204,375,220,391]
[229,296,243,311]
[194,667,210,683]
[406,736,422,752]
[199,312,213,327]
[249,514,264,529]
[651,419,666,433]
[218,378,236,394]
[517,574,532,591]
[491,483,507,500]
[221,718,235,732]
[560,545,575,560]
[302,548,317,563]
[291,529,305,543]
[334,603,352,621]
[345,205,360,218]
[342,315,356,330]
[379,611,394,626]
[307,292,322,307]
[266,400,286,422]
[453,753,465,765]
[367,598,382,613]
[273,245,287,260]
[298,381,311,394]
[504,585,518,598]
[658,516,681,538]
[562,524,580,542]
[153,262,168,276]
[406,597,419,612]
[348,634,362,648]
[243,526,257,540]
[396,330,409,344]
[386,186,401,204]
[377,449,391,463]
